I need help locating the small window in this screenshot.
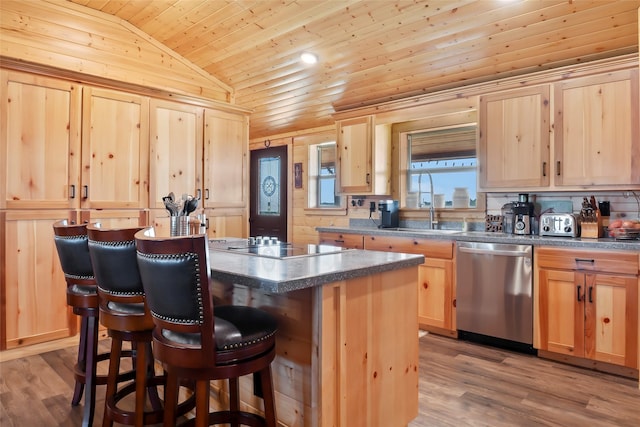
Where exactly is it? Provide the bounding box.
[308,142,341,208]
[407,125,477,208]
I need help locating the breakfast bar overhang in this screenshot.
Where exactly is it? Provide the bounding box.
[207,239,425,427]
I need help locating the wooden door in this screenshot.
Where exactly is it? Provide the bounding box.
[249,145,288,242]
[1,209,77,349]
[417,258,453,331]
[203,109,248,209]
[81,87,149,209]
[479,86,550,189]
[337,116,373,194]
[538,268,584,357]
[554,69,639,187]
[586,273,638,368]
[149,99,203,210]
[1,70,82,210]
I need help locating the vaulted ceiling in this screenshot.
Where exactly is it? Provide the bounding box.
[68,0,640,139]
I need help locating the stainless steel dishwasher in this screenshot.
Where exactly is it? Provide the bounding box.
[456,241,534,353]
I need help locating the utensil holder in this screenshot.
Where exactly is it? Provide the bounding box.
[170,216,190,236]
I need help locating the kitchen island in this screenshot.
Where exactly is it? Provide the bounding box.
[207,239,425,427]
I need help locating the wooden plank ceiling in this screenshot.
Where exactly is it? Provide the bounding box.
[67,0,640,139]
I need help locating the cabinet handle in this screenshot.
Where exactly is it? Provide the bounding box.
[334,239,345,244]
[588,286,593,303]
[556,161,561,176]
[70,184,76,199]
[82,185,89,199]
[576,285,583,302]
[366,173,370,184]
[205,217,209,229]
[542,162,547,177]
[196,189,202,200]
[574,258,595,267]
[205,189,210,200]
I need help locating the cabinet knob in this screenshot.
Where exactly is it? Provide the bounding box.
[422,282,428,289]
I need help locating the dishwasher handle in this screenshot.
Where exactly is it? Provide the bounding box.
[458,246,531,257]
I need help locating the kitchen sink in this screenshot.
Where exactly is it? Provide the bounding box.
[382,228,462,235]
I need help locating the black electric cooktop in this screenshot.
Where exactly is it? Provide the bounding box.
[212,238,349,259]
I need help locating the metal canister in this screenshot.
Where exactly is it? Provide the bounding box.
[501,202,515,234]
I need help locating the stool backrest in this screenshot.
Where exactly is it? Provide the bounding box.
[53,219,94,285]
[134,227,215,366]
[87,224,145,297]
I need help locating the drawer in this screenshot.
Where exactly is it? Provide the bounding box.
[364,235,453,259]
[319,232,364,249]
[536,247,639,275]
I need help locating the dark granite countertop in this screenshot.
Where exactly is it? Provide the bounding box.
[208,239,425,294]
[316,226,640,251]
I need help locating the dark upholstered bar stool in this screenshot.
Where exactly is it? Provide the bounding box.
[87,224,168,427]
[135,228,278,427]
[53,219,111,427]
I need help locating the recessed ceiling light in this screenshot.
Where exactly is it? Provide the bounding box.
[300,52,318,64]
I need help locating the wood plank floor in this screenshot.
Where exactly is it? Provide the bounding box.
[1,333,638,426]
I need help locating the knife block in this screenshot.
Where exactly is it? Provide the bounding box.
[581,215,603,239]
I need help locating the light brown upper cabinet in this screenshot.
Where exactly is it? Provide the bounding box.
[554,69,639,187]
[478,86,551,190]
[336,115,391,195]
[1,70,82,210]
[81,87,149,209]
[203,109,248,209]
[149,99,203,209]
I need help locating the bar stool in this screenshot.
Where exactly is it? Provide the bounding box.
[53,219,111,427]
[135,228,278,427]
[87,224,164,427]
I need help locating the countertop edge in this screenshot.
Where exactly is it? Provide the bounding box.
[317,226,640,251]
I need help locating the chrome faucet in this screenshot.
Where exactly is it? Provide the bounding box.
[425,171,438,230]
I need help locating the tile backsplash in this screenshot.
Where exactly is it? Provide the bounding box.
[486,191,640,220]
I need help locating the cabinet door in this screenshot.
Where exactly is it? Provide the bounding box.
[205,207,246,239]
[586,273,638,368]
[1,70,81,210]
[538,268,584,357]
[554,69,639,187]
[149,100,203,209]
[1,210,76,349]
[337,116,373,193]
[417,258,453,331]
[81,87,149,209]
[203,109,248,209]
[479,86,550,189]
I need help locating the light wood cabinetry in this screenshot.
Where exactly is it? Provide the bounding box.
[536,247,638,371]
[202,109,249,238]
[81,87,149,209]
[554,69,639,187]
[479,86,551,190]
[1,70,81,210]
[1,210,77,349]
[362,235,456,336]
[336,116,391,195]
[318,232,365,249]
[149,99,203,209]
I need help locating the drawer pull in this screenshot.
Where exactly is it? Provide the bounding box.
[576,285,583,302]
[588,286,593,303]
[574,258,594,265]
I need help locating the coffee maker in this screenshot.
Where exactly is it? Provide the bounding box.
[513,193,534,235]
[378,200,399,228]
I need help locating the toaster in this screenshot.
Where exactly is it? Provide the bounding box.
[539,213,579,237]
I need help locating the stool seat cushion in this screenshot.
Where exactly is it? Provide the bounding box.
[161,305,277,351]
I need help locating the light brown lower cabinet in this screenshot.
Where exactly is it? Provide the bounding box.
[362,235,456,336]
[536,247,639,372]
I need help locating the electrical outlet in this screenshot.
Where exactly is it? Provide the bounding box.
[369,201,376,213]
[623,191,631,198]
